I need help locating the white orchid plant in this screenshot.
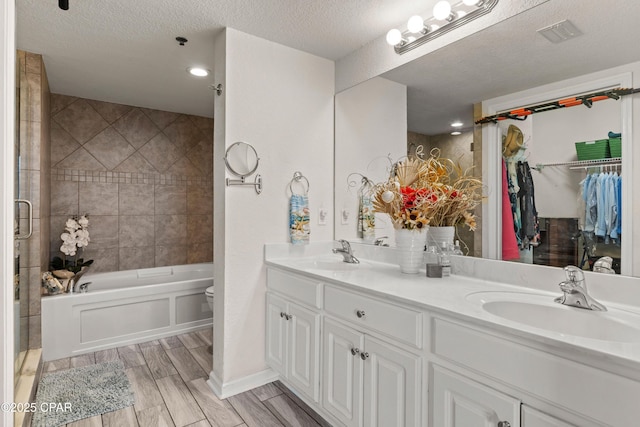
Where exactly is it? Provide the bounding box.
[50,214,94,273]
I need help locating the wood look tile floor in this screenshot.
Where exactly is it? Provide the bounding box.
[37,328,331,427]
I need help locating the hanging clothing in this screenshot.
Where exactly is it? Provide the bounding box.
[501,161,520,260]
[512,161,540,249]
[506,161,522,246]
[615,175,622,237]
[605,173,618,243]
[594,173,608,238]
[580,171,622,243]
[584,173,598,233]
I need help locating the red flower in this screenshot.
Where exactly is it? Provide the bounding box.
[400,186,417,209]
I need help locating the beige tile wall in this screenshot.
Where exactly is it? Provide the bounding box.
[49,94,214,273]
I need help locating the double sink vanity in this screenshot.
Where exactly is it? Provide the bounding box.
[265,242,640,427]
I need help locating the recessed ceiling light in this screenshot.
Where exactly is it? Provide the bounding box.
[451,131,462,136]
[187,67,210,77]
[451,121,463,127]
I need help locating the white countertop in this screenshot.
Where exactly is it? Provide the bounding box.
[265,247,640,376]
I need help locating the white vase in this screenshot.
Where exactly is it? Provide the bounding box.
[395,227,428,274]
[428,226,455,250]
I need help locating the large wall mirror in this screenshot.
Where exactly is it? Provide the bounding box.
[334,0,640,277]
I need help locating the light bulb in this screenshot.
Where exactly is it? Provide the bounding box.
[433,1,452,20]
[451,121,463,127]
[407,15,424,33]
[463,0,480,5]
[451,131,462,136]
[386,29,402,46]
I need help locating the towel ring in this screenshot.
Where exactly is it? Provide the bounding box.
[289,171,309,195]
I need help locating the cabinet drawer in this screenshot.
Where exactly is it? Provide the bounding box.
[325,286,422,348]
[267,268,322,309]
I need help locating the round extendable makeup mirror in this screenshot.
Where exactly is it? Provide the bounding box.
[224,142,262,194]
[224,141,259,178]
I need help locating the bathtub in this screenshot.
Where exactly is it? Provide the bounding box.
[41,263,213,361]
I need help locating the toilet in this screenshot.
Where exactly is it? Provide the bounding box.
[206,286,214,312]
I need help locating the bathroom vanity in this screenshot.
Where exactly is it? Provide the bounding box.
[265,243,640,427]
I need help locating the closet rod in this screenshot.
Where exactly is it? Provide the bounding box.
[476,87,640,125]
[533,157,622,172]
[569,162,621,171]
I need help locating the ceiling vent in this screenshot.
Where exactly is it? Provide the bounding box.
[537,19,582,43]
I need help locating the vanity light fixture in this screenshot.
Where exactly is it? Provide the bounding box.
[386,0,498,55]
[187,67,210,77]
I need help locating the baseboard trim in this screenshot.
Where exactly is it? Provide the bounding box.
[207,368,279,399]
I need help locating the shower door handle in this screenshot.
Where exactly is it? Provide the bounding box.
[14,199,33,240]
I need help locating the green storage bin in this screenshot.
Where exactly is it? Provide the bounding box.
[609,137,621,158]
[575,139,610,161]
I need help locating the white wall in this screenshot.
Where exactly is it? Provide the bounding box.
[530,101,620,218]
[0,0,15,423]
[334,77,407,242]
[211,28,335,395]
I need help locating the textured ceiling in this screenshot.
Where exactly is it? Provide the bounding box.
[16,0,440,117]
[17,0,640,135]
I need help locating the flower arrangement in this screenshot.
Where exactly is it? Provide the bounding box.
[50,215,93,273]
[373,150,483,231]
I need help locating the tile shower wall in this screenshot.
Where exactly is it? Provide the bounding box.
[49,94,214,273]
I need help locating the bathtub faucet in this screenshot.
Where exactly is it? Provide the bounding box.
[72,281,91,293]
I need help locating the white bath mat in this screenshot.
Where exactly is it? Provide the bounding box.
[31,360,135,427]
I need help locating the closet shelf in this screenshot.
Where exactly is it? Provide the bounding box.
[533,157,621,172]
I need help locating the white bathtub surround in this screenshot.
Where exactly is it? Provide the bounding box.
[265,242,640,426]
[41,263,213,361]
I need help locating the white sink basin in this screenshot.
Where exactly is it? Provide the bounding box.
[466,291,640,342]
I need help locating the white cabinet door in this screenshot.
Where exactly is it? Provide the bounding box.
[266,293,288,375]
[322,318,364,427]
[522,406,576,427]
[432,365,520,427]
[288,302,320,402]
[363,335,421,427]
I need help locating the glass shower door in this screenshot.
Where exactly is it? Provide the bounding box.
[13,53,32,384]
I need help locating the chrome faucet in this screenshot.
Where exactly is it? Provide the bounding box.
[72,281,91,293]
[554,266,606,311]
[333,240,360,264]
[373,236,389,246]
